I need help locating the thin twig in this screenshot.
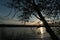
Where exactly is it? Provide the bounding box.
[4,8,13,17]
[12,9,18,18]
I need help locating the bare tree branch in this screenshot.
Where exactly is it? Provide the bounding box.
[12,9,18,18]
[4,8,12,17]
[33,13,40,20]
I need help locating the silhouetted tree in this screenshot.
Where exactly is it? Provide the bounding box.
[1,0,60,40]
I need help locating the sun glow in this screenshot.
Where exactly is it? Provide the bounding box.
[40,21,43,25]
[30,21,43,25]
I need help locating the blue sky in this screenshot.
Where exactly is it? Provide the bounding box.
[0,0,17,18]
[0,0,9,16]
[0,0,39,22]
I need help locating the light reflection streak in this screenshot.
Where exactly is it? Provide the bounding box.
[36,27,46,38]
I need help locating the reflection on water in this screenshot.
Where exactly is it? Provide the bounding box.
[36,27,46,38]
[0,27,60,40]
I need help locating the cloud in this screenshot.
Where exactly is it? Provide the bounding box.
[0,16,23,24]
[0,16,41,25]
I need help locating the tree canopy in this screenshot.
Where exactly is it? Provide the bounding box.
[1,0,60,40]
[3,0,60,22]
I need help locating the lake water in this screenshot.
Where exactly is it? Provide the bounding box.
[0,27,60,40]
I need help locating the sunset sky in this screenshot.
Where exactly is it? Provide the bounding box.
[0,0,41,24]
[0,0,60,25]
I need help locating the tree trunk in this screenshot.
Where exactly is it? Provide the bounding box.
[37,9,59,40]
[33,0,59,40]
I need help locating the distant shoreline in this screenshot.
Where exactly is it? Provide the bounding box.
[0,24,60,27]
